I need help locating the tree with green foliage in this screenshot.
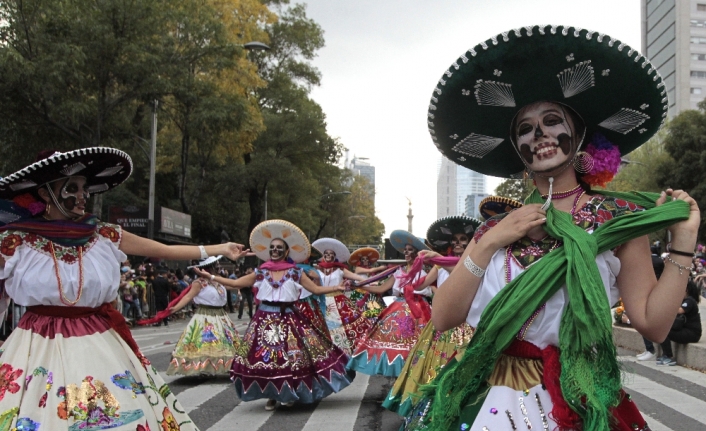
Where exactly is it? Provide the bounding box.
[494,178,534,202]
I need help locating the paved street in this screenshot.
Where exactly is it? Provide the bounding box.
[135,313,706,431]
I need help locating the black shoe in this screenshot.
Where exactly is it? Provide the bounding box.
[238,315,242,319]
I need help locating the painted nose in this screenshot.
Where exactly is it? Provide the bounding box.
[534,122,543,138]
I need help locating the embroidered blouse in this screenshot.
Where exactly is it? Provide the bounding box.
[193,279,227,307]
[253,268,305,302]
[0,223,126,307]
[467,195,644,348]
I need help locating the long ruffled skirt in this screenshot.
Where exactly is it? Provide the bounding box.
[167,305,239,376]
[231,302,355,403]
[346,298,429,377]
[382,322,473,416]
[0,310,197,431]
[322,291,375,355]
[295,295,331,339]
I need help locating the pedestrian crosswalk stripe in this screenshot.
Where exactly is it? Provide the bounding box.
[209,398,272,430]
[177,381,230,413]
[640,414,675,431]
[622,373,706,426]
[301,374,370,431]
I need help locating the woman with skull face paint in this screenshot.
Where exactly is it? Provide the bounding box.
[165,255,241,377]
[0,148,249,431]
[311,238,372,355]
[402,26,701,431]
[196,220,355,411]
[382,216,479,416]
[348,247,388,324]
[346,231,434,377]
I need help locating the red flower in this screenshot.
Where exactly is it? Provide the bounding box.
[24,234,39,245]
[61,253,77,264]
[255,274,264,281]
[160,407,180,431]
[0,234,23,257]
[137,423,152,431]
[12,193,37,209]
[98,226,120,243]
[0,363,23,401]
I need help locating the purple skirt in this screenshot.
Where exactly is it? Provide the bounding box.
[231,302,355,403]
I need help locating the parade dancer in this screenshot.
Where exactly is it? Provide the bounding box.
[349,247,387,324]
[165,255,240,376]
[196,220,355,411]
[346,230,432,377]
[403,25,700,431]
[311,238,371,355]
[383,216,480,416]
[295,250,331,339]
[0,147,247,430]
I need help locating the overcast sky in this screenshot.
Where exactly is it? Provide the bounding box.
[302,0,641,238]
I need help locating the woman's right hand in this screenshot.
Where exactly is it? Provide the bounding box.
[479,204,547,249]
[418,250,441,261]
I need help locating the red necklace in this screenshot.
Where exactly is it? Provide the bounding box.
[540,184,583,200]
[49,241,84,306]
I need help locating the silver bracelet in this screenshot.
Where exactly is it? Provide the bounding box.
[210,274,216,281]
[664,254,689,275]
[198,245,208,259]
[464,255,486,278]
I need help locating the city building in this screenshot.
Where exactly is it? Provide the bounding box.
[641,0,706,116]
[464,193,489,220]
[437,156,487,218]
[348,155,375,190]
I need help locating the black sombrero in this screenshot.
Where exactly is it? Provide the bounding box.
[0,147,133,199]
[426,216,482,253]
[478,196,524,220]
[428,25,667,178]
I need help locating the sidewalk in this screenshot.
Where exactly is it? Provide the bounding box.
[613,302,706,371]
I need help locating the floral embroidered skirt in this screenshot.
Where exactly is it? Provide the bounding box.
[322,291,375,355]
[295,295,331,339]
[167,305,239,377]
[402,355,650,431]
[382,321,474,417]
[348,289,385,325]
[231,302,355,403]
[346,298,429,377]
[0,310,197,431]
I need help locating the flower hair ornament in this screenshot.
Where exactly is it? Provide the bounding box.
[579,132,622,187]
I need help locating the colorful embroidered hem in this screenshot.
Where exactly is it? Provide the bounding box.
[167,305,239,376]
[232,303,355,403]
[382,322,473,416]
[346,298,428,377]
[0,311,198,430]
[323,291,375,355]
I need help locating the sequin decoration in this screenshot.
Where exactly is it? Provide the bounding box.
[490,407,498,414]
[506,410,518,430]
[535,394,549,430]
[460,424,470,431]
[523,389,530,396]
[519,397,532,429]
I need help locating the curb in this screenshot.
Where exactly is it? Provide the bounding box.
[613,324,706,371]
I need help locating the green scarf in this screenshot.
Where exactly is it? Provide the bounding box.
[425,190,690,431]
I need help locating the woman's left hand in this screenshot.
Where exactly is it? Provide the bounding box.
[193,267,212,279]
[656,189,701,248]
[220,243,249,261]
[418,250,441,261]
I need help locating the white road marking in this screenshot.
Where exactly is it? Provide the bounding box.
[208,398,273,430]
[175,381,230,413]
[622,373,706,426]
[301,374,370,431]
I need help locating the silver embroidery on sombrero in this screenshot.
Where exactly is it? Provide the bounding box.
[60,162,87,176]
[452,133,505,159]
[558,60,595,98]
[474,80,516,107]
[598,108,650,135]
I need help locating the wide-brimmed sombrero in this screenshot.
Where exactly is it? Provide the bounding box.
[312,238,351,262]
[389,230,429,255]
[428,25,667,178]
[0,147,133,199]
[189,255,223,268]
[349,247,380,266]
[479,196,524,220]
[426,216,482,252]
[249,219,311,263]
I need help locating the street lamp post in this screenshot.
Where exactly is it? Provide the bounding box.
[147,100,158,240]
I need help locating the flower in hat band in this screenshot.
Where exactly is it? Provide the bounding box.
[428,25,667,179]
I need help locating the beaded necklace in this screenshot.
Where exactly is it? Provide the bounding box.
[265,268,293,289]
[540,184,583,200]
[49,241,84,306]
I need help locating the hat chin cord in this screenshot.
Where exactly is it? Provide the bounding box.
[46,186,80,220]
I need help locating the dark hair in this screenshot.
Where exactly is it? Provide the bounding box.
[687,279,701,303]
[271,238,289,250]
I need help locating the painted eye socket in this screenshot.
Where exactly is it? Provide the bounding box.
[543,114,563,127]
[269,245,284,251]
[517,123,533,137]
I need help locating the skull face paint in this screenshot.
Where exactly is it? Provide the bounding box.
[359,256,370,267]
[403,244,418,263]
[450,233,470,256]
[512,102,584,175]
[47,176,89,219]
[323,249,336,263]
[269,238,289,261]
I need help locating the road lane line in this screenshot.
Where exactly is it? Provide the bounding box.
[174,381,230,413]
[301,374,370,431]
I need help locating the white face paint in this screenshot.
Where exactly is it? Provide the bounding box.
[403,244,418,262]
[513,102,582,175]
[323,249,336,263]
[48,176,89,218]
[450,233,469,256]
